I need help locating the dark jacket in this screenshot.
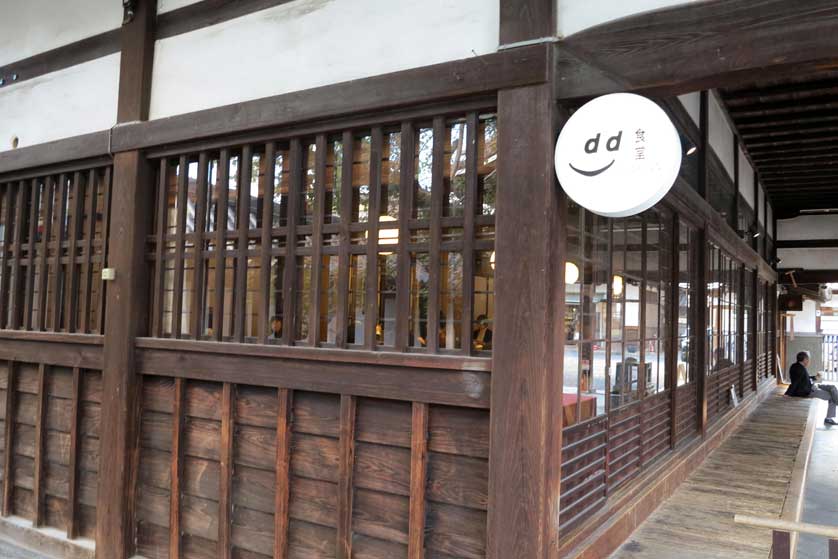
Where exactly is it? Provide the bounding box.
[785,362,814,397]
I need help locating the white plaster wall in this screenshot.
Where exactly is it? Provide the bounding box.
[777,248,838,270]
[708,92,733,180]
[739,147,754,210]
[150,0,499,119]
[157,0,203,14]
[778,215,838,240]
[0,0,122,66]
[787,299,818,334]
[0,54,119,151]
[758,184,765,225]
[678,92,700,127]
[556,0,698,38]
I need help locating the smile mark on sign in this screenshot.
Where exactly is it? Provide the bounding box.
[568,159,615,177]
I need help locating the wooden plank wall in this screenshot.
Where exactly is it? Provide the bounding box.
[134,375,490,559]
[0,360,102,539]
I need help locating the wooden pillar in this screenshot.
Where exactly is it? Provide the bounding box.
[96,1,156,558]
[698,92,709,201]
[488,83,564,559]
[696,230,709,438]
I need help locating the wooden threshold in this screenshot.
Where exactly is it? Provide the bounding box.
[0,516,94,559]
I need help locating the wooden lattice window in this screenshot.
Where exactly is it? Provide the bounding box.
[147,110,497,355]
[0,167,112,333]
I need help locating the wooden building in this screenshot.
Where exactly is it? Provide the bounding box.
[0,1,836,558]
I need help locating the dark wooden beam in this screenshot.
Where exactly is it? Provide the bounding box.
[135,342,490,409]
[0,133,110,177]
[156,0,296,39]
[776,239,838,249]
[488,84,564,559]
[777,269,838,284]
[557,0,838,99]
[111,44,549,152]
[499,0,555,45]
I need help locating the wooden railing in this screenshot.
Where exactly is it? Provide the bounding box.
[735,515,838,559]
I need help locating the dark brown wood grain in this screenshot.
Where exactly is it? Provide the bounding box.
[66,367,81,539]
[258,143,276,345]
[32,364,47,526]
[2,362,16,516]
[487,84,564,559]
[219,383,233,559]
[190,152,209,339]
[395,122,414,351]
[9,182,27,330]
[408,402,429,559]
[274,388,292,559]
[499,0,555,45]
[22,179,41,330]
[50,175,68,332]
[234,146,251,344]
[213,150,230,343]
[0,186,14,327]
[336,395,356,558]
[173,155,188,339]
[170,378,185,559]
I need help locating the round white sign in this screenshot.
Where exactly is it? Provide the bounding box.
[555,93,683,218]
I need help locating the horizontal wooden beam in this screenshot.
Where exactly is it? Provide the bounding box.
[112,44,548,152]
[135,340,491,408]
[556,0,838,99]
[777,239,838,249]
[156,0,295,40]
[0,333,103,369]
[0,132,110,177]
[778,269,838,284]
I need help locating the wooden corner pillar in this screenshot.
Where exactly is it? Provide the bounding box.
[489,5,561,559]
[96,1,156,558]
[489,81,565,559]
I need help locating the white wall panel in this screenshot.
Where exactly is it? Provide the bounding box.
[157,0,203,14]
[708,92,733,180]
[0,54,119,152]
[556,0,697,38]
[0,0,122,66]
[777,247,838,271]
[778,215,838,240]
[678,92,700,127]
[758,184,765,225]
[739,147,754,210]
[150,0,499,119]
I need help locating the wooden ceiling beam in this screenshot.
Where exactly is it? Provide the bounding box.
[729,98,838,119]
[723,77,838,105]
[741,124,838,141]
[747,133,838,150]
[735,112,838,131]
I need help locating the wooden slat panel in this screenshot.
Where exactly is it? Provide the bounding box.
[395,123,415,351]
[10,182,28,329]
[0,186,14,328]
[94,166,111,334]
[50,174,68,332]
[66,367,81,538]
[79,169,98,334]
[335,131,353,348]
[461,113,478,356]
[309,135,327,347]
[336,395,356,559]
[170,377,185,559]
[426,117,445,353]
[408,402,428,559]
[22,179,41,330]
[258,143,276,344]
[280,141,301,346]
[173,156,188,339]
[152,160,168,338]
[190,152,209,339]
[274,388,292,559]
[213,150,229,342]
[32,363,47,526]
[219,383,233,559]
[364,128,383,351]
[65,172,84,333]
[2,361,16,515]
[234,146,251,343]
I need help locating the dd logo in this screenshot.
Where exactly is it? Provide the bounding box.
[569,130,623,177]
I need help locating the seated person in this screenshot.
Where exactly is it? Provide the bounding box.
[269,316,283,339]
[472,315,493,350]
[786,351,838,425]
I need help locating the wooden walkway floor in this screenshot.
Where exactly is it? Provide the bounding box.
[612,391,812,559]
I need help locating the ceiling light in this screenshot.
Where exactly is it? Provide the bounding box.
[686,146,697,156]
[565,262,579,285]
